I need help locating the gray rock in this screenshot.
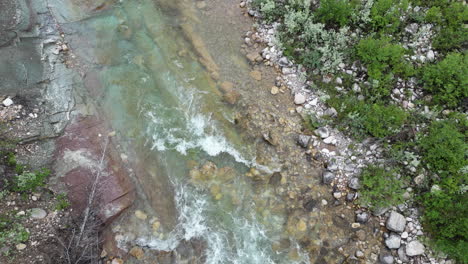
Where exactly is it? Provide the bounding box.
[346,192,356,202]
[406,240,425,256]
[356,212,370,223]
[2,98,13,107]
[372,206,390,216]
[278,57,289,66]
[322,171,335,184]
[379,252,394,264]
[348,177,361,190]
[398,247,409,262]
[323,107,337,117]
[30,208,47,219]
[314,127,329,139]
[385,233,401,249]
[352,83,361,93]
[294,93,306,105]
[297,134,311,148]
[427,50,435,61]
[387,211,406,232]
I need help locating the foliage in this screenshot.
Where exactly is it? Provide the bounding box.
[419,120,467,176]
[359,165,405,209]
[11,169,51,193]
[55,193,71,211]
[0,214,29,247]
[361,103,408,138]
[369,0,409,34]
[430,2,468,52]
[421,52,468,108]
[355,37,413,99]
[315,0,355,28]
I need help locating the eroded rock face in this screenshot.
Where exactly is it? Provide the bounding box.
[53,115,135,223]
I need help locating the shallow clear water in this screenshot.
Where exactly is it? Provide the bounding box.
[60,0,309,262]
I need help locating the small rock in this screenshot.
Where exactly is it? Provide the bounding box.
[196,1,206,9]
[246,52,259,62]
[239,1,246,8]
[294,93,306,105]
[380,252,394,264]
[356,250,364,258]
[111,258,124,264]
[278,57,289,66]
[16,244,26,250]
[2,98,13,107]
[323,136,335,145]
[427,50,435,61]
[386,211,406,232]
[270,86,279,95]
[348,177,361,190]
[135,210,148,220]
[401,231,408,239]
[30,208,47,219]
[406,240,425,256]
[351,222,360,228]
[152,221,161,231]
[314,127,329,139]
[297,134,311,148]
[352,83,361,93]
[303,199,317,212]
[398,247,408,262]
[333,192,342,199]
[335,77,343,85]
[346,192,356,202]
[323,107,337,117]
[385,233,401,249]
[356,212,370,224]
[130,246,144,259]
[269,172,282,185]
[322,171,335,184]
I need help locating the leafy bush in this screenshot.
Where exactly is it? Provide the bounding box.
[421,52,468,108]
[315,0,355,28]
[55,193,71,211]
[419,120,467,176]
[359,165,405,209]
[355,37,413,99]
[369,0,409,34]
[11,169,51,193]
[361,103,408,138]
[430,2,468,52]
[0,214,29,246]
[252,0,288,22]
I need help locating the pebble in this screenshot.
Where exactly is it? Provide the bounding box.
[333,192,342,199]
[135,210,148,220]
[401,231,409,239]
[356,250,364,258]
[322,171,335,184]
[356,212,369,223]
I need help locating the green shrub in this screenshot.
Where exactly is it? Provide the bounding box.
[419,120,467,176]
[421,52,468,108]
[369,0,409,34]
[315,0,355,28]
[361,103,408,138]
[55,193,71,211]
[11,169,51,193]
[359,165,405,209]
[252,0,288,22]
[431,2,468,52]
[421,187,468,262]
[356,37,413,99]
[0,214,29,246]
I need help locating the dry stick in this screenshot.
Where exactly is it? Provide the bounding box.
[75,135,110,249]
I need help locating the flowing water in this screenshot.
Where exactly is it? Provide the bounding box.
[54,0,312,263]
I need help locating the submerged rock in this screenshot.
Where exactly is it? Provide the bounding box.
[269,172,282,185]
[322,171,335,184]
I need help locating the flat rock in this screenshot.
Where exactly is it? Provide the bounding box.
[406,240,425,256]
[294,93,306,105]
[30,208,47,219]
[385,233,401,249]
[386,211,406,232]
[16,243,26,250]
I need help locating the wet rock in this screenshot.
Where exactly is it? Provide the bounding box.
[406,240,425,256]
[250,70,262,81]
[348,177,361,190]
[263,130,279,146]
[269,172,282,185]
[294,93,306,105]
[314,127,329,139]
[130,246,144,259]
[297,134,311,148]
[219,81,240,104]
[246,52,259,62]
[385,233,401,249]
[30,208,47,219]
[196,1,207,9]
[387,211,406,232]
[379,252,394,264]
[322,171,335,184]
[303,199,317,212]
[356,212,369,224]
[2,98,13,107]
[296,219,307,232]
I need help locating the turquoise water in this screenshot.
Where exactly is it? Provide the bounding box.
[60,0,309,262]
